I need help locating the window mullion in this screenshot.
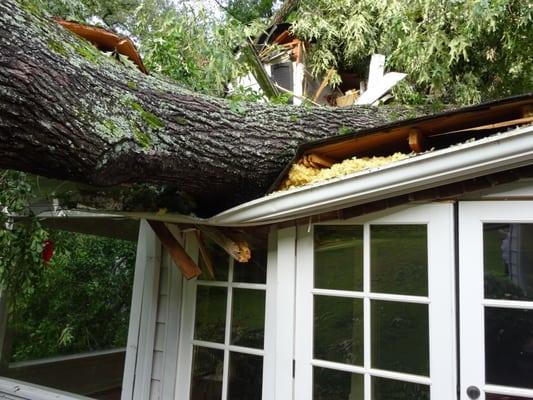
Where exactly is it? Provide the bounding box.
[363,224,371,400]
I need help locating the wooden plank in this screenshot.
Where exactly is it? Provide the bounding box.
[195,231,216,279]
[160,250,182,400]
[196,225,251,263]
[313,68,334,102]
[148,221,201,280]
[444,116,533,134]
[0,376,92,400]
[408,128,426,153]
[4,350,125,397]
[367,54,385,91]
[121,220,151,400]
[132,224,161,400]
[356,71,406,105]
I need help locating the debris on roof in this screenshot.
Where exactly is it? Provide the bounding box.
[272,94,533,192]
[279,152,410,190]
[53,18,148,74]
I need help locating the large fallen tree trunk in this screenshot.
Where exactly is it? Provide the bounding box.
[0,0,410,215]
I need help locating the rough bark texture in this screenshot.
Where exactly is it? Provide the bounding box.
[0,0,414,215]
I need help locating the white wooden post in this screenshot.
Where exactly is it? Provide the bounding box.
[121,220,162,400]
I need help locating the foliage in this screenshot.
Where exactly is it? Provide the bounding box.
[226,0,275,23]
[0,171,47,300]
[9,230,136,361]
[292,0,532,104]
[134,4,259,96]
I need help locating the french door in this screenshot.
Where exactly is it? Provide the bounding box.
[460,202,533,400]
[294,203,457,400]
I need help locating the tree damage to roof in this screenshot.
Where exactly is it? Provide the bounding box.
[53,18,148,74]
[270,94,533,192]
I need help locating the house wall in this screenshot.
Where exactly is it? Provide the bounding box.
[125,179,533,400]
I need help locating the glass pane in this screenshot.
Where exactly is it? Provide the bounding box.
[231,289,265,349]
[314,226,363,291]
[234,247,267,284]
[372,376,429,400]
[484,223,533,300]
[485,307,533,389]
[313,367,363,400]
[194,286,227,343]
[371,300,429,376]
[487,395,533,400]
[227,352,263,400]
[371,225,428,296]
[190,346,224,400]
[198,238,229,282]
[314,295,363,365]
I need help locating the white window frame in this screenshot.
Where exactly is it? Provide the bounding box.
[459,201,533,400]
[294,203,457,400]
[175,227,296,400]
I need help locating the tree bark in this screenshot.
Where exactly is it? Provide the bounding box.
[0,0,410,215]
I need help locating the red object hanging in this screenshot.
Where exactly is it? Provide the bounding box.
[42,239,54,263]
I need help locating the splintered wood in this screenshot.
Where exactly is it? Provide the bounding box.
[280,152,410,190]
[148,221,201,280]
[196,226,251,263]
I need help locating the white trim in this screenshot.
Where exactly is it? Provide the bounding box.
[0,376,92,400]
[175,232,199,400]
[459,201,533,400]
[311,288,430,304]
[311,360,431,386]
[294,224,314,400]
[133,223,162,400]
[161,247,184,399]
[483,384,533,398]
[212,126,533,225]
[262,228,277,400]
[482,298,533,310]
[294,204,456,400]
[122,220,157,400]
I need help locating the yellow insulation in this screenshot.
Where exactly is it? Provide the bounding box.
[280,152,410,190]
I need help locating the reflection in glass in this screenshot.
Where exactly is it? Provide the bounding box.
[190,346,224,400]
[313,367,363,400]
[227,352,263,400]
[234,247,267,284]
[371,225,428,296]
[371,376,429,400]
[194,286,227,343]
[198,239,229,282]
[371,300,429,376]
[314,226,363,291]
[484,223,533,300]
[485,307,533,389]
[314,296,363,365]
[231,289,265,349]
[487,395,533,400]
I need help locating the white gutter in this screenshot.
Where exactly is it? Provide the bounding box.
[126,125,533,227]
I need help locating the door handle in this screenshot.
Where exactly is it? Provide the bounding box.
[466,386,481,399]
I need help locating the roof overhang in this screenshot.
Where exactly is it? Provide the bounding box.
[125,124,533,227]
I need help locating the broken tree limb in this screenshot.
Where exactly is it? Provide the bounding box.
[0,1,421,216]
[196,225,251,263]
[148,220,201,279]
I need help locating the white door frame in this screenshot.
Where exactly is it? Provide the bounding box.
[459,201,533,400]
[294,203,457,399]
[175,228,296,400]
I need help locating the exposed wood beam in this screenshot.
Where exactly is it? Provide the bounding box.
[195,231,216,280]
[196,225,251,263]
[148,221,201,279]
[408,128,426,153]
